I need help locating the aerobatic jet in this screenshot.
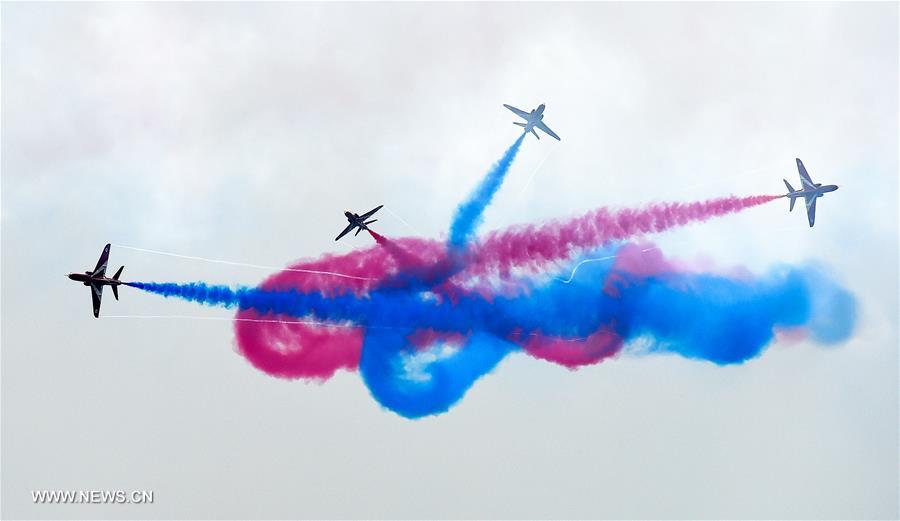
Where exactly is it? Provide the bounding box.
[503,103,561,141]
[335,205,383,241]
[67,243,125,318]
[783,158,839,227]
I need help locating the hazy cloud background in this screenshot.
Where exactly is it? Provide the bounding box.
[2,2,897,519]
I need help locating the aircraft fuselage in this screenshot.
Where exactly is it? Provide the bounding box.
[522,104,546,132]
[783,159,838,227]
[788,184,839,199]
[69,243,125,317]
[344,211,367,229]
[336,205,382,241]
[503,102,560,140]
[67,272,122,287]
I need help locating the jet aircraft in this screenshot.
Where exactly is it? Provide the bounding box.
[503,103,561,141]
[783,158,839,227]
[335,205,383,241]
[67,243,125,318]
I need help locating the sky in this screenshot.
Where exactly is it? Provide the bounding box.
[2,2,897,519]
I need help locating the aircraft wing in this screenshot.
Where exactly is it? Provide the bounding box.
[796,158,815,190]
[359,205,383,220]
[805,195,817,227]
[535,121,561,141]
[503,104,531,119]
[91,243,111,277]
[91,283,103,318]
[335,223,356,241]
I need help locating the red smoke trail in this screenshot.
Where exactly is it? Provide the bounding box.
[369,229,465,292]
[234,310,364,380]
[368,229,388,245]
[515,327,624,369]
[368,230,420,267]
[234,233,446,379]
[467,195,780,276]
[234,239,394,379]
[234,194,780,379]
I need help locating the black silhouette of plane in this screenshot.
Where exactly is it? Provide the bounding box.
[67,243,125,318]
[335,205,383,241]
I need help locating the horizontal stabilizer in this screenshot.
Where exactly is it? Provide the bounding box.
[783,179,795,193]
[112,285,119,301]
[355,227,362,236]
[531,128,539,139]
[113,265,124,280]
[364,219,377,225]
[513,122,526,127]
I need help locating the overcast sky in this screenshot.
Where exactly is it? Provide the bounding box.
[2,2,897,519]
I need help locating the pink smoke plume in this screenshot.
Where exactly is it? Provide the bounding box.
[467,195,781,276]
[234,232,446,379]
[515,327,624,369]
[234,194,781,380]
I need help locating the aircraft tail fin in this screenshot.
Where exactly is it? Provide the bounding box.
[364,219,377,225]
[783,180,797,211]
[111,284,119,301]
[531,128,539,139]
[113,265,124,281]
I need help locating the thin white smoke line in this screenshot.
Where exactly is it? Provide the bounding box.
[102,314,344,326]
[101,314,390,330]
[112,244,376,281]
[555,247,660,284]
[101,315,593,341]
[383,206,422,235]
[516,148,555,200]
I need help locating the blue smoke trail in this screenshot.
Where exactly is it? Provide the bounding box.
[121,128,859,419]
[448,133,526,248]
[127,253,857,418]
[359,330,515,419]
[355,262,856,417]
